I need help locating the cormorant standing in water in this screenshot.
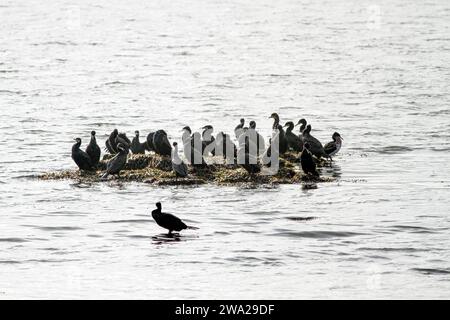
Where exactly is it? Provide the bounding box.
[105,129,119,154]
[269,113,280,130]
[234,118,245,139]
[302,124,328,159]
[151,202,196,235]
[300,142,319,177]
[171,142,188,179]
[131,130,147,154]
[72,138,94,171]
[146,131,156,152]
[324,132,343,161]
[86,131,101,167]
[284,121,302,152]
[153,130,172,156]
[201,125,215,156]
[102,143,128,178]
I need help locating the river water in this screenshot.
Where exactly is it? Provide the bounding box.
[1,0,449,299]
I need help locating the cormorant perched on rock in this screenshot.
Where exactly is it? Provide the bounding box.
[171,142,188,179]
[324,132,343,161]
[102,143,128,178]
[153,130,172,156]
[86,131,101,167]
[300,142,319,177]
[248,121,265,155]
[151,202,196,235]
[181,126,192,163]
[116,132,131,148]
[146,132,155,152]
[191,132,207,168]
[239,151,261,175]
[215,131,237,162]
[276,124,288,154]
[105,129,119,154]
[269,113,280,130]
[131,130,147,154]
[201,125,215,156]
[302,124,328,159]
[295,118,307,134]
[181,126,192,145]
[72,138,94,171]
[234,118,245,139]
[284,121,302,152]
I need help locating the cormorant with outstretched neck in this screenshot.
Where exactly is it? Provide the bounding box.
[234,118,245,139]
[324,132,343,161]
[102,143,128,178]
[86,131,101,167]
[105,129,119,154]
[302,124,328,159]
[153,130,172,156]
[131,130,147,154]
[300,142,319,177]
[201,125,215,156]
[72,138,94,171]
[284,121,302,152]
[269,113,280,130]
[171,142,188,179]
[151,202,197,235]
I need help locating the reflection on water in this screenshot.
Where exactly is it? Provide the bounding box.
[0,0,450,299]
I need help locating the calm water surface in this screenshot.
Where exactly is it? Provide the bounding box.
[1,0,449,299]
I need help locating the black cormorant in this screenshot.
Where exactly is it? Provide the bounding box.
[105,129,119,154]
[146,132,155,152]
[191,132,207,168]
[234,118,245,139]
[239,151,261,175]
[153,130,172,156]
[324,132,343,161]
[86,131,101,167]
[171,142,188,179]
[248,121,265,155]
[302,124,328,159]
[295,118,307,134]
[284,121,302,152]
[131,130,147,154]
[300,143,319,177]
[116,132,131,148]
[201,125,216,156]
[151,202,195,235]
[101,143,128,178]
[276,124,288,154]
[215,131,237,162]
[269,113,280,130]
[72,138,94,171]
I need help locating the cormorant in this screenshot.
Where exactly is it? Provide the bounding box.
[239,151,261,175]
[248,121,265,155]
[151,202,196,235]
[276,124,288,154]
[269,113,280,130]
[105,129,119,154]
[295,118,307,134]
[181,126,193,163]
[201,125,215,156]
[131,130,147,154]
[116,132,131,148]
[153,130,172,156]
[300,143,319,177]
[215,131,237,162]
[302,124,328,159]
[234,118,245,139]
[86,131,101,167]
[101,143,128,178]
[146,132,155,152]
[191,132,207,168]
[284,121,302,152]
[324,132,343,161]
[72,138,94,171]
[171,142,188,179]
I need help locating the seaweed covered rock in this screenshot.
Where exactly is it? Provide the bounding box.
[38,153,334,186]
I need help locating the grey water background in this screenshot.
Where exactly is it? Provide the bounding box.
[1,0,449,299]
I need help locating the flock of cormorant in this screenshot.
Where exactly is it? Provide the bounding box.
[71,113,342,234]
